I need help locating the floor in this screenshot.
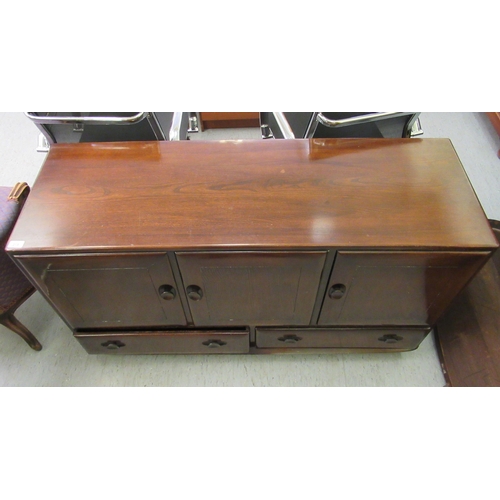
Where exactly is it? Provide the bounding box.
[0,112,499,387]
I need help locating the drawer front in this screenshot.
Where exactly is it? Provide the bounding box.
[255,327,430,350]
[75,330,249,354]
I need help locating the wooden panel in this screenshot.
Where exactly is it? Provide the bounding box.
[435,222,500,386]
[74,329,249,354]
[176,251,326,326]
[486,113,500,158]
[17,253,186,329]
[199,112,260,129]
[255,327,429,350]
[7,139,498,253]
[486,112,500,137]
[318,251,491,326]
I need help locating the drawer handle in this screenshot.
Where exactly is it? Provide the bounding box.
[187,285,203,301]
[378,334,404,344]
[101,340,126,350]
[329,284,346,299]
[202,339,227,348]
[158,284,176,300]
[277,334,303,344]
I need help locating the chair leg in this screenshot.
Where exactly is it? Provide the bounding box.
[0,313,42,351]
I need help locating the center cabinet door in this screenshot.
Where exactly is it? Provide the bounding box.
[175,252,327,326]
[18,253,187,329]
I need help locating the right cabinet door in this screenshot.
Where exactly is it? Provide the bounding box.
[318,251,490,326]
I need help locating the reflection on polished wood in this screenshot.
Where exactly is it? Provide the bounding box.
[9,139,498,252]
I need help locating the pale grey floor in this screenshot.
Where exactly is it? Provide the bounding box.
[0,112,499,387]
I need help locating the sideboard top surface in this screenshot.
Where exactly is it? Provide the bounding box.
[8,138,498,252]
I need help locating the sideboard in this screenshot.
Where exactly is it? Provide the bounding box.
[6,138,498,355]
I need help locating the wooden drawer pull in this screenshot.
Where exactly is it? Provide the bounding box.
[202,339,227,348]
[187,285,203,301]
[158,284,176,300]
[328,284,346,299]
[101,340,126,350]
[277,334,303,344]
[378,334,403,344]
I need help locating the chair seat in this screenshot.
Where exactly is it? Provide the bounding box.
[0,185,35,313]
[0,251,34,313]
[0,184,41,350]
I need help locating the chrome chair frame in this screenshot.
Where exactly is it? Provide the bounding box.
[262,112,422,139]
[25,112,189,151]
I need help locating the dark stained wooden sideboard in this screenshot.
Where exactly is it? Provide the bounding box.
[6,138,498,355]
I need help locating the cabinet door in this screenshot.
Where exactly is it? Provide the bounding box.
[176,251,327,326]
[18,253,186,329]
[318,251,490,326]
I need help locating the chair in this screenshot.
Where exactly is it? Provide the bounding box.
[24,112,193,152]
[0,182,41,351]
[260,112,422,139]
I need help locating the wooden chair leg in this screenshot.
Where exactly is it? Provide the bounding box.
[0,313,42,351]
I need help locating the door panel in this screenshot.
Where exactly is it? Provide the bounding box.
[318,251,490,326]
[18,253,186,329]
[176,251,327,326]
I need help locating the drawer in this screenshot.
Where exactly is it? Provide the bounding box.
[75,329,250,354]
[255,327,430,350]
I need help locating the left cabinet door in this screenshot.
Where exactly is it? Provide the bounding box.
[17,253,187,329]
